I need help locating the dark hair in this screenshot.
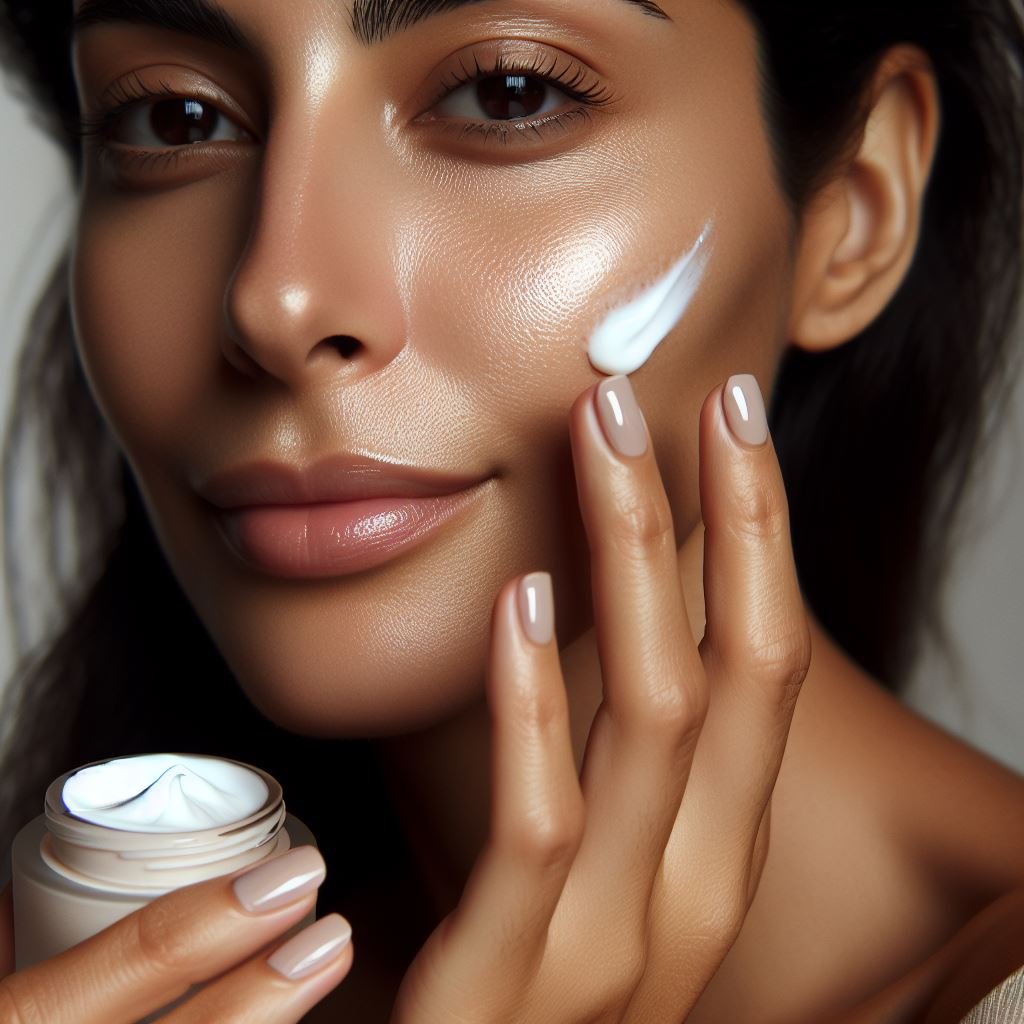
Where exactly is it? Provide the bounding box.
[1,0,1022,911]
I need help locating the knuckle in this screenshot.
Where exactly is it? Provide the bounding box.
[132,896,209,979]
[686,893,747,951]
[509,803,584,870]
[623,672,709,745]
[515,684,569,737]
[659,679,709,740]
[749,623,812,705]
[728,476,790,542]
[607,489,676,558]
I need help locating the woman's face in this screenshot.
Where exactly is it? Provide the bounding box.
[69,0,794,736]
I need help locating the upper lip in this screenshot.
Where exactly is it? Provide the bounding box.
[194,454,488,510]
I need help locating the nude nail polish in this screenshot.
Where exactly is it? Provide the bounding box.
[10,754,319,1022]
[233,845,325,914]
[517,572,554,646]
[596,375,649,458]
[267,913,352,981]
[723,374,769,447]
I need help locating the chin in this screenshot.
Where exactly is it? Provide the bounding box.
[216,633,490,740]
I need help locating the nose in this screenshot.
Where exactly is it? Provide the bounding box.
[222,94,407,390]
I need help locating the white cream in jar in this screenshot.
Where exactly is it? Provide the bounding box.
[62,753,270,832]
[10,752,318,1020]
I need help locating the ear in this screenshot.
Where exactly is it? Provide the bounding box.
[788,46,941,351]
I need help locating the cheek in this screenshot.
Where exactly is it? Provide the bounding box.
[387,147,707,484]
[64,25,793,739]
[388,152,650,420]
[391,103,791,471]
[68,178,249,467]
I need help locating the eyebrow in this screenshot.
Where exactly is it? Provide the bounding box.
[72,0,672,52]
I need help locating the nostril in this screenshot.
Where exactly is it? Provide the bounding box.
[330,336,361,359]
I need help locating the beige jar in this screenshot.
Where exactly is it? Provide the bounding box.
[10,753,318,1020]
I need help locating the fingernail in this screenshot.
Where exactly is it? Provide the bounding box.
[723,374,769,448]
[596,375,649,458]
[517,572,554,646]
[233,845,326,914]
[267,913,352,981]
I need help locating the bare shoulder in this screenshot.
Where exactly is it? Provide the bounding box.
[797,616,1024,898]
[834,886,1024,1023]
[688,616,1024,1023]
[918,887,1024,1024]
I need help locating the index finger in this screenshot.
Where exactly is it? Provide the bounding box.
[560,375,708,943]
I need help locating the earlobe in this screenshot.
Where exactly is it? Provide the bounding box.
[789,47,941,351]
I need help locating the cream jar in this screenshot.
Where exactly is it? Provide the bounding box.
[10,753,317,1016]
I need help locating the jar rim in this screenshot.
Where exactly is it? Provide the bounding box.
[45,754,284,845]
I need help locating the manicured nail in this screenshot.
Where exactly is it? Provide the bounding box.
[233,846,326,914]
[723,374,769,448]
[517,572,554,646]
[267,913,352,981]
[596,375,649,458]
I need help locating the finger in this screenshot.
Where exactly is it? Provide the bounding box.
[160,914,353,1024]
[621,379,811,1024]
[697,374,812,833]
[425,573,584,1010]
[565,376,709,937]
[0,845,327,1024]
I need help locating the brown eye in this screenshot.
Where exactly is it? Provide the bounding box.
[435,73,564,122]
[108,97,249,148]
[474,75,549,120]
[148,99,219,145]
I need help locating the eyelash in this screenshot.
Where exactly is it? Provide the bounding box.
[424,50,616,146]
[73,51,616,173]
[75,74,204,175]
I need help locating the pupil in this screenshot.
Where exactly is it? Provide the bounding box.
[476,75,547,120]
[151,99,216,145]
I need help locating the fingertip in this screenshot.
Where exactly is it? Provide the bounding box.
[517,572,555,648]
[722,374,770,450]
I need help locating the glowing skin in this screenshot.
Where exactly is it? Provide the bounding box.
[69,2,792,741]
[62,754,269,832]
[64,1,994,1019]
[588,222,714,376]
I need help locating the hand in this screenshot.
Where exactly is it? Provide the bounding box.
[0,845,353,1022]
[390,373,813,1024]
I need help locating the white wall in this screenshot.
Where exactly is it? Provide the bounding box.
[1,78,1022,773]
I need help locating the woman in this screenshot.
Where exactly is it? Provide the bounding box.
[0,0,1022,1020]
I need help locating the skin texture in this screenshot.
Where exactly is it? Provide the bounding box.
[47,0,1024,1018]
[69,0,791,738]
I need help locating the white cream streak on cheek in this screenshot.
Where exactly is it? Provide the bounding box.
[588,221,714,376]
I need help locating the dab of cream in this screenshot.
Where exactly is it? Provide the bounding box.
[588,222,714,376]
[62,754,269,833]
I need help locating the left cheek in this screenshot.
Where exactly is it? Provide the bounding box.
[390,154,656,396]
[71,205,227,467]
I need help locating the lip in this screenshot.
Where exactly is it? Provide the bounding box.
[194,455,492,579]
[194,454,487,509]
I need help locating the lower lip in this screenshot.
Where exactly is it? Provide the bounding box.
[211,483,490,579]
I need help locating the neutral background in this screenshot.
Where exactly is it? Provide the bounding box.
[2,77,1022,773]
